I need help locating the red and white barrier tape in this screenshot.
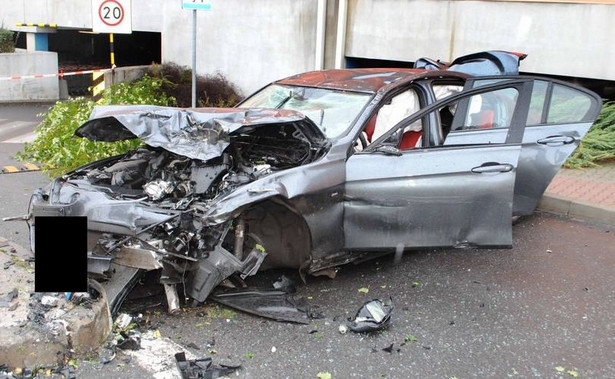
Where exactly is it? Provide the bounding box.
[0,68,112,81]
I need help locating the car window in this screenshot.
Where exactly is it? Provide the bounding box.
[432,84,463,100]
[238,84,371,139]
[472,79,597,127]
[526,80,548,125]
[365,81,530,151]
[546,84,593,124]
[451,88,519,132]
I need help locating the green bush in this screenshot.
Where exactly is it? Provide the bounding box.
[564,100,615,168]
[0,28,15,53]
[17,64,243,178]
[149,63,242,107]
[17,75,174,178]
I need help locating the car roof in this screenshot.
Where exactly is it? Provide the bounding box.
[275,68,468,93]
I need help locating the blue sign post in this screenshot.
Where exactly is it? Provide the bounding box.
[182,1,212,107]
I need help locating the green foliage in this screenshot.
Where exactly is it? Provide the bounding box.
[17,75,174,178]
[98,74,176,106]
[564,100,615,168]
[148,63,242,107]
[0,28,15,53]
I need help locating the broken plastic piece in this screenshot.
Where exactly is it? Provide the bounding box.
[175,351,240,379]
[347,298,394,333]
[210,288,321,324]
[116,331,141,350]
[114,313,133,330]
[382,343,400,353]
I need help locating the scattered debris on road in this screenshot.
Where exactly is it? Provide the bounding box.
[175,351,241,379]
[347,298,394,333]
[210,287,321,324]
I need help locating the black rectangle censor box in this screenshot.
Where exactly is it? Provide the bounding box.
[34,216,87,292]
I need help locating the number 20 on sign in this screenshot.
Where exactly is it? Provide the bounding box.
[91,0,132,34]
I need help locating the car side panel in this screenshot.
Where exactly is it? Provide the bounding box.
[344,145,521,249]
[443,77,601,216]
[513,122,594,215]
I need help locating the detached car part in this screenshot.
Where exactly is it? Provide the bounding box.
[347,298,394,333]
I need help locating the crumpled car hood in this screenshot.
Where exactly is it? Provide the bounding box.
[75,105,328,161]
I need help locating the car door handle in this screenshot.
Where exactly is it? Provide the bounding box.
[537,135,575,146]
[471,162,514,173]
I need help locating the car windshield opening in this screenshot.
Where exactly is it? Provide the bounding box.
[238,84,371,138]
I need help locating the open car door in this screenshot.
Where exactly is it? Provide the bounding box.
[444,77,602,215]
[343,80,533,250]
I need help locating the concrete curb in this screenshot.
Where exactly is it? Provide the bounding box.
[538,193,615,228]
[0,237,112,370]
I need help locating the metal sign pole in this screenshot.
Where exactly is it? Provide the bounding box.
[182,1,210,107]
[191,9,197,108]
[109,33,115,67]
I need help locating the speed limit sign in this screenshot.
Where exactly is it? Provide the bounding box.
[92,0,132,34]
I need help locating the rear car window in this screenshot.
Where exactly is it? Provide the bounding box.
[547,84,592,124]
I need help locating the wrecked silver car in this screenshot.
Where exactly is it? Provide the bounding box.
[27,51,602,315]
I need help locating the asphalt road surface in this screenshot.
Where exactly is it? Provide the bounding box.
[1,105,614,378]
[1,171,613,378]
[0,102,52,143]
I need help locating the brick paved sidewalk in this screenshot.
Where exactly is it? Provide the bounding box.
[539,162,615,227]
[545,162,615,207]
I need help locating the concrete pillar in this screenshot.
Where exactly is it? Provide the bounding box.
[26,33,36,52]
[26,32,49,52]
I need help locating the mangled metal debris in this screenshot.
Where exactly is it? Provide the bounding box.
[210,287,321,324]
[0,288,18,310]
[29,106,329,316]
[347,298,394,333]
[175,351,241,379]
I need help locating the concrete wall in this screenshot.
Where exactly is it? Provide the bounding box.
[1,1,320,97]
[160,0,318,96]
[345,0,615,81]
[2,0,615,97]
[3,0,318,97]
[0,50,59,102]
[103,65,151,88]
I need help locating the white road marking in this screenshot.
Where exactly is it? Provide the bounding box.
[4,131,38,143]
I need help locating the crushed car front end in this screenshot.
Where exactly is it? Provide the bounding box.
[28,105,329,314]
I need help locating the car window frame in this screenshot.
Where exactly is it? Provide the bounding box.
[353,83,430,148]
[361,78,535,153]
[236,83,374,140]
[462,76,602,127]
